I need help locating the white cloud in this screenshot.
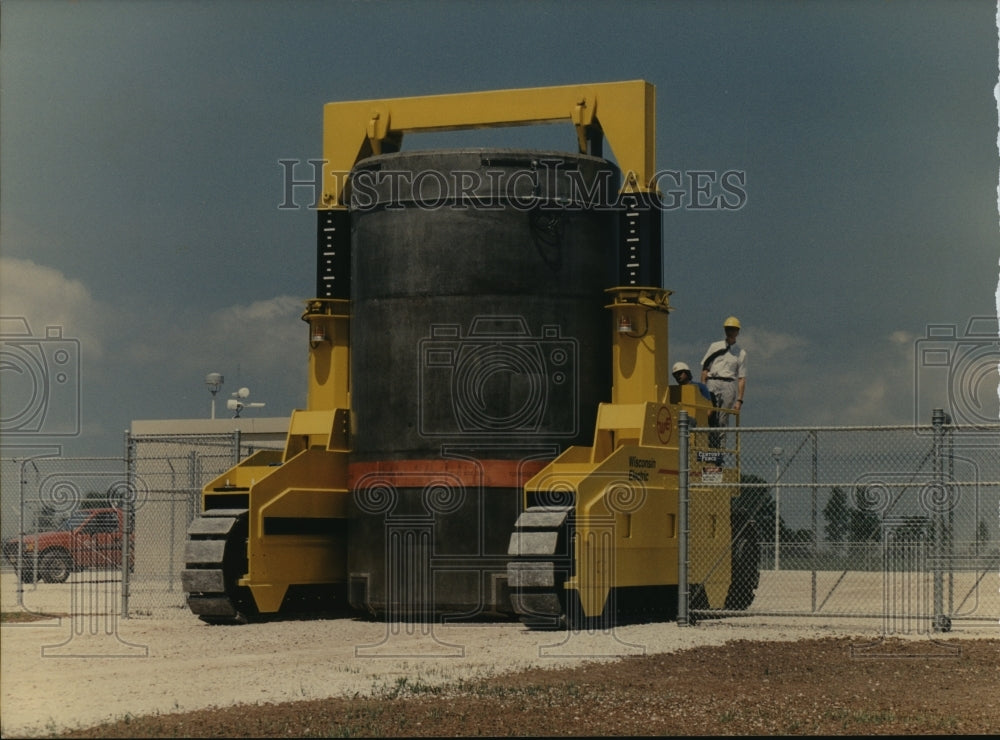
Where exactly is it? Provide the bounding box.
[123,295,308,406]
[0,257,110,358]
[889,330,915,345]
[741,328,807,364]
[0,256,308,446]
[200,296,306,375]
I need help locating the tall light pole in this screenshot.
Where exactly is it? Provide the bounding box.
[772,446,783,571]
[206,373,224,419]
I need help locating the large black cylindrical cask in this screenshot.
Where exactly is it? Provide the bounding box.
[347,149,619,618]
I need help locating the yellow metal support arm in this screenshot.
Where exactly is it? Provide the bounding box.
[321,80,656,207]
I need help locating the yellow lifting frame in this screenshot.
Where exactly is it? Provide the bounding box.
[320,79,656,207]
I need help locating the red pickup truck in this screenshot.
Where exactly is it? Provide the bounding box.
[2,507,133,583]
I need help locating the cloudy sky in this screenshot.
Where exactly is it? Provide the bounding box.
[1,0,997,459]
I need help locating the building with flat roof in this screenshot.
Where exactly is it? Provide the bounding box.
[129,416,290,445]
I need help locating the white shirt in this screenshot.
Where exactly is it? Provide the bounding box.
[701,340,746,380]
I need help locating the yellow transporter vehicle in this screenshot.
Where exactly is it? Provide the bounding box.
[182,80,756,626]
[182,300,351,622]
[507,286,747,628]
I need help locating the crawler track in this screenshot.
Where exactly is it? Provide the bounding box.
[507,506,576,630]
[508,502,757,629]
[181,509,257,625]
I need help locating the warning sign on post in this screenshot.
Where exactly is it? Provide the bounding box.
[701,465,723,484]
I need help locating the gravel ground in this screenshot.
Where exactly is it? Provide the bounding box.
[2,574,998,737]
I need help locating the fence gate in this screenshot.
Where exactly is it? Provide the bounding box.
[1,455,134,654]
[681,412,1000,633]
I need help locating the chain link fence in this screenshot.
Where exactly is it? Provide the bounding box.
[1,456,130,603]
[123,432,281,617]
[682,412,1000,631]
[1,433,283,619]
[4,417,997,631]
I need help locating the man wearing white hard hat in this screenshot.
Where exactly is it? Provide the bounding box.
[700,316,747,446]
[671,361,712,401]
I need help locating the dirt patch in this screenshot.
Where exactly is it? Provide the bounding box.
[40,638,1000,737]
[2,573,998,737]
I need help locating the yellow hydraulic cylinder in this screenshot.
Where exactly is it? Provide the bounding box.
[302,298,350,412]
[605,286,673,405]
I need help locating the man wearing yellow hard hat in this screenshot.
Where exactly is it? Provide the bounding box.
[700,316,747,446]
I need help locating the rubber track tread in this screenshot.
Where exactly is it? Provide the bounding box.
[182,509,253,625]
[507,506,573,630]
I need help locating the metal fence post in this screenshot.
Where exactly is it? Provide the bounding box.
[16,458,26,608]
[14,455,49,607]
[191,450,202,524]
[122,431,134,618]
[678,410,689,626]
[944,418,955,621]
[931,408,949,632]
[810,430,818,612]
